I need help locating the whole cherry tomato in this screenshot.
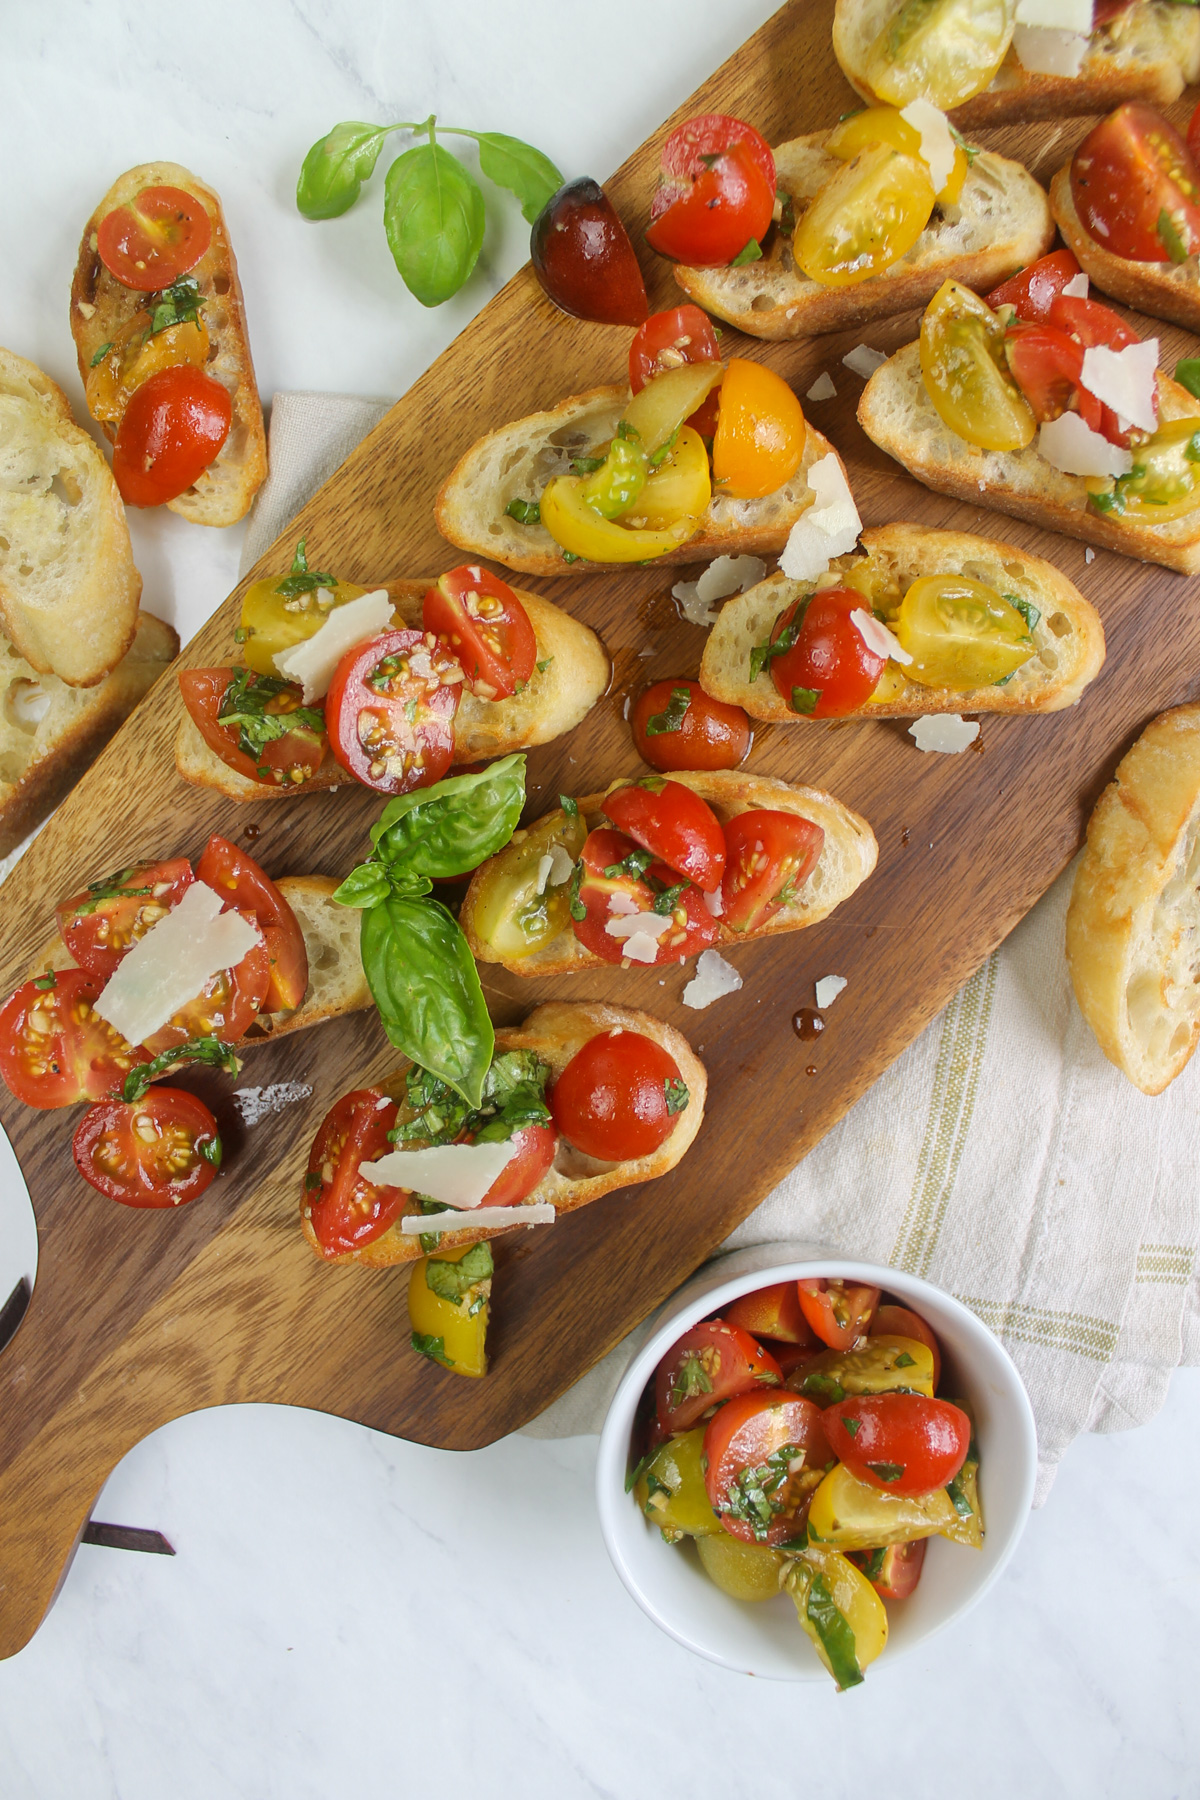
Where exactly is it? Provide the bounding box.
[422,566,537,700]
[629,306,723,437]
[767,588,886,718]
[797,1279,881,1351]
[647,114,776,266]
[96,185,212,290]
[326,628,461,794]
[720,810,824,933]
[550,1027,689,1163]
[712,359,805,500]
[1071,103,1200,263]
[306,1088,406,1258]
[530,177,648,325]
[112,364,231,507]
[602,779,726,892]
[0,969,146,1109]
[985,248,1083,321]
[195,835,308,1014]
[570,826,718,967]
[822,1393,972,1497]
[655,1318,784,1434]
[703,1391,831,1545]
[73,1088,221,1208]
[178,668,328,789]
[56,858,195,981]
[630,679,750,773]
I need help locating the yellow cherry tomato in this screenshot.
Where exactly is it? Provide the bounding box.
[863,0,1014,111]
[941,1446,984,1547]
[782,1544,888,1689]
[867,664,909,704]
[793,144,936,288]
[408,1242,493,1379]
[712,359,806,500]
[464,806,588,959]
[634,1428,723,1540]
[807,1461,958,1552]
[1104,417,1200,522]
[238,571,371,676]
[895,573,1034,688]
[789,1335,937,1402]
[920,279,1035,452]
[540,473,701,561]
[85,315,211,425]
[622,362,724,456]
[635,425,712,527]
[825,105,968,205]
[696,1533,786,1599]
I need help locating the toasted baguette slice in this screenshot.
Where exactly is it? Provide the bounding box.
[859,344,1200,572]
[174,580,609,801]
[27,876,370,1044]
[701,523,1105,722]
[1,613,177,860]
[460,771,878,978]
[435,385,840,576]
[833,0,1200,129]
[674,137,1053,341]
[70,162,267,528]
[1050,160,1200,335]
[304,1001,707,1268]
[0,346,142,685]
[1066,701,1200,1093]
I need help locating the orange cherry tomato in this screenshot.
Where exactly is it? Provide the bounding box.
[550,1027,688,1163]
[655,1318,784,1433]
[724,1281,817,1347]
[73,1089,221,1208]
[570,826,718,968]
[178,668,328,790]
[422,566,537,701]
[798,1279,881,1351]
[112,365,231,507]
[630,679,750,773]
[647,114,776,266]
[870,1303,942,1388]
[703,1391,831,1545]
[1071,103,1200,263]
[96,185,212,290]
[602,778,726,892]
[306,1088,406,1258]
[195,835,308,1014]
[712,359,805,500]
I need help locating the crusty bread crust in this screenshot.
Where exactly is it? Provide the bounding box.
[303,1001,708,1267]
[1066,700,1200,1094]
[1051,161,1200,335]
[70,162,267,528]
[701,523,1106,722]
[434,385,841,576]
[859,343,1200,573]
[460,770,878,978]
[673,137,1053,341]
[172,579,610,800]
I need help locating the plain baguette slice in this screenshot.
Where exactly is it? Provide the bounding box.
[70,162,267,528]
[701,523,1105,721]
[1050,160,1200,335]
[0,346,142,685]
[174,579,609,801]
[460,769,878,978]
[833,0,1200,129]
[1066,700,1200,1093]
[673,136,1053,340]
[858,342,1200,573]
[0,613,177,860]
[304,1001,707,1268]
[435,385,841,576]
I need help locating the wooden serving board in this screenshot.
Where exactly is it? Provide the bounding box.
[3,0,1199,1658]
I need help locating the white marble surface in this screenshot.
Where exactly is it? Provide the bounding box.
[2,2,1199,1792]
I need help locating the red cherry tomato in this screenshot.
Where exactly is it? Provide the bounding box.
[0,970,146,1109]
[72,1088,221,1207]
[306,1088,407,1258]
[870,1303,942,1388]
[629,305,723,437]
[570,827,718,968]
[985,248,1083,321]
[724,1280,817,1347]
[602,779,725,892]
[630,678,751,773]
[530,177,649,326]
[797,1279,881,1351]
[195,835,308,1014]
[1046,294,1148,443]
[768,587,886,719]
[849,1538,927,1600]
[178,668,327,789]
[647,114,776,266]
[140,912,271,1056]
[326,628,461,795]
[96,185,212,290]
[1190,96,1200,165]
[550,1027,689,1163]
[822,1393,972,1497]
[421,566,537,701]
[472,1122,558,1208]
[112,365,231,507]
[703,1392,832,1545]
[1005,321,1087,422]
[1071,103,1200,263]
[655,1318,784,1434]
[56,858,195,981]
[719,810,824,934]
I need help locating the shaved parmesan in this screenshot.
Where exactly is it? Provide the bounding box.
[94,882,262,1048]
[535,843,574,895]
[908,714,981,754]
[1062,271,1089,299]
[899,98,956,195]
[273,589,395,702]
[1011,23,1089,76]
[400,1203,556,1236]
[1039,411,1133,477]
[622,932,663,965]
[1080,340,1159,433]
[672,555,767,626]
[850,607,912,665]
[779,454,862,582]
[683,949,743,1010]
[605,911,672,941]
[806,371,837,402]
[842,344,887,379]
[1014,0,1092,30]
[704,886,724,917]
[814,974,847,1009]
[359,1141,518,1209]
[607,891,640,916]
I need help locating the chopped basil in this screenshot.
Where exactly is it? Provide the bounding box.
[729,238,762,267]
[840,1416,861,1438]
[651,880,689,917]
[425,1240,494,1304]
[305,1170,323,1192]
[664,1077,689,1115]
[647,425,680,470]
[217,667,325,761]
[506,496,540,526]
[1176,357,1200,400]
[866,1460,904,1483]
[122,1035,242,1105]
[670,1352,713,1405]
[1158,207,1190,264]
[859,1546,887,1580]
[644,686,692,737]
[749,595,811,682]
[148,275,204,336]
[801,1371,846,1404]
[69,868,153,917]
[89,341,113,367]
[803,1568,864,1690]
[392,1050,551,1148]
[567,858,586,922]
[411,1331,454,1367]
[718,1441,802,1540]
[946,1473,974,1517]
[1089,488,1123,516]
[625,1445,662,1494]
[790,685,820,715]
[233,626,250,644]
[561,549,579,563]
[1005,594,1041,633]
[559,794,578,817]
[274,537,337,600]
[198,1134,223,1168]
[536,656,553,673]
[604,846,654,882]
[32,971,56,990]
[893,1351,916,1368]
[636,775,667,794]
[569,454,606,476]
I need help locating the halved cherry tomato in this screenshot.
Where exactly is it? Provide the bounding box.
[306,1088,406,1258]
[602,779,726,892]
[767,588,886,719]
[703,1391,832,1545]
[141,915,271,1056]
[530,177,649,327]
[724,1281,817,1347]
[422,566,536,701]
[56,859,194,981]
[822,1393,971,1497]
[1190,96,1200,166]
[96,185,212,290]
[870,1303,942,1388]
[849,1538,927,1601]
[647,114,776,266]
[0,970,146,1109]
[550,1027,688,1163]
[1005,321,1086,423]
[72,1088,221,1207]
[178,668,328,789]
[719,810,825,933]
[1072,103,1200,263]
[571,826,718,967]
[629,306,723,437]
[655,1318,784,1434]
[1048,294,1139,352]
[471,1122,558,1208]
[986,248,1083,322]
[631,679,750,774]
[326,628,462,794]
[712,359,805,500]
[792,143,934,288]
[798,1279,881,1351]
[112,365,231,507]
[195,835,308,1014]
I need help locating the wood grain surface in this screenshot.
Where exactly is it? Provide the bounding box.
[3,0,1199,1658]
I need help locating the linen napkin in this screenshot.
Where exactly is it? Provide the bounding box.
[246,393,1200,1503]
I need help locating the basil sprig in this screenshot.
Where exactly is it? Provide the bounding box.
[368,755,527,880]
[275,538,337,600]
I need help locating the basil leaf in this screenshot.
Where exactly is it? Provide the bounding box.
[1177,357,1200,400]
[122,1035,242,1105]
[790,686,820,715]
[465,131,563,225]
[411,1331,453,1368]
[216,668,325,761]
[425,1240,494,1303]
[147,277,203,336]
[333,862,412,910]
[1005,594,1040,634]
[625,1445,661,1494]
[393,1049,551,1147]
[297,121,395,220]
[559,795,579,817]
[1158,206,1190,264]
[644,686,692,737]
[275,536,337,599]
[369,753,526,880]
[89,341,113,368]
[70,867,153,917]
[506,496,540,525]
[804,1570,864,1691]
[384,141,486,307]
[730,238,763,266]
[866,1461,904,1483]
[664,1077,689,1115]
[360,896,494,1106]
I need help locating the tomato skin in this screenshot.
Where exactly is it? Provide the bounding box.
[326,628,461,795]
[798,1279,881,1351]
[1071,104,1200,263]
[647,115,776,266]
[550,1028,687,1164]
[195,835,308,1014]
[571,827,718,967]
[821,1394,971,1497]
[73,1088,221,1208]
[629,306,722,436]
[57,859,195,981]
[471,1122,558,1208]
[112,365,231,507]
[96,185,212,290]
[530,177,649,327]
[703,1391,832,1545]
[768,588,886,719]
[602,779,725,892]
[655,1319,784,1433]
[724,1281,817,1347]
[720,810,824,934]
[0,970,147,1109]
[422,566,536,701]
[1005,321,1085,423]
[849,1538,927,1601]
[631,679,750,773]
[178,668,327,789]
[140,913,270,1056]
[870,1304,942,1387]
[986,249,1082,322]
[306,1088,407,1258]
